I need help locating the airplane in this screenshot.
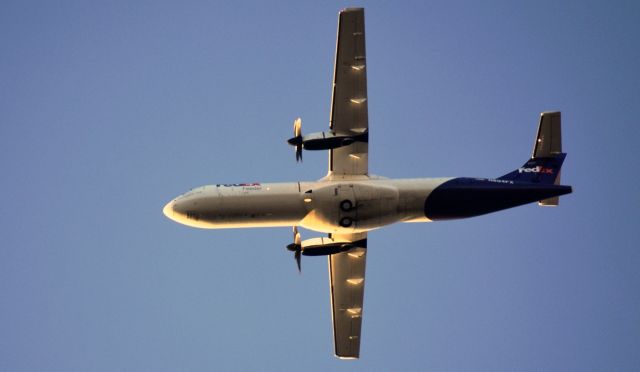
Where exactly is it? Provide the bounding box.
[162,8,572,359]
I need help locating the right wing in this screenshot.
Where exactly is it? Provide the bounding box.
[328,8,369,177]
[328,232,367,359]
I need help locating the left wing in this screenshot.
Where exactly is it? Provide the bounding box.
[328,232,367,359]
[328,8,369,177]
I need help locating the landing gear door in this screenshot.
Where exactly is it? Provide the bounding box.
[336,184,356,230]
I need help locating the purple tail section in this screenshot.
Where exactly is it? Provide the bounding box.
[498,153,566,184]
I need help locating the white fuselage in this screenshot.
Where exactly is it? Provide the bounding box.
[163,177,451,234]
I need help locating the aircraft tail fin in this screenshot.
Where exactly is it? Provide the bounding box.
[497,111,566,206]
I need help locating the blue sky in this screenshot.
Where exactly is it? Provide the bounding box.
[2,1,639,371]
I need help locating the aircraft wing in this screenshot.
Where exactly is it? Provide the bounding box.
[328,232,367,359]
[329,8,369,177]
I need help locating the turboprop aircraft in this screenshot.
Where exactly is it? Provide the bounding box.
[163,8,572,359]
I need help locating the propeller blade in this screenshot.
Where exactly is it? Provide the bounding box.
[293,226,301,245]
[295,250,301,273]
[293,117,302,137]
[288,226,302,273]
[293,118,303,162]
[295,145,302,162]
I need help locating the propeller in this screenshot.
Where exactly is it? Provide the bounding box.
[286,226,302,273]
[286,117,303,162]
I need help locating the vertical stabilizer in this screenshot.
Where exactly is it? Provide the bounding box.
[535,112,562,206]
[533,111,562,158]
[497,111,566,206]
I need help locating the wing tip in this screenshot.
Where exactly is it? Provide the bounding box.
[335,354,359,360]
[341,7,364,13]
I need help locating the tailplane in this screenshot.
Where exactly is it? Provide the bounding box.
[497,111,566,206]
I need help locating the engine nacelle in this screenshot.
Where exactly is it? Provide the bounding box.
[288,130,368,151]
[300,237,358,256]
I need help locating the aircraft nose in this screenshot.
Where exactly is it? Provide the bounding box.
[163,196,191,224]
[162,195,208,228]
[163,200,176,219]
[163,197,188,220]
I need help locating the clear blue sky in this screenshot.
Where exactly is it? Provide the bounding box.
[2,1,639,371]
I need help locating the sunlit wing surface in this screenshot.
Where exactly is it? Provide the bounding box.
[329,8,369,177]
[329,232,367,359]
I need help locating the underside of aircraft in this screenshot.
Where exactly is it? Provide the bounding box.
[163,8,572,359]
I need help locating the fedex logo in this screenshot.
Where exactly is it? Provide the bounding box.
[518,166,554,174]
